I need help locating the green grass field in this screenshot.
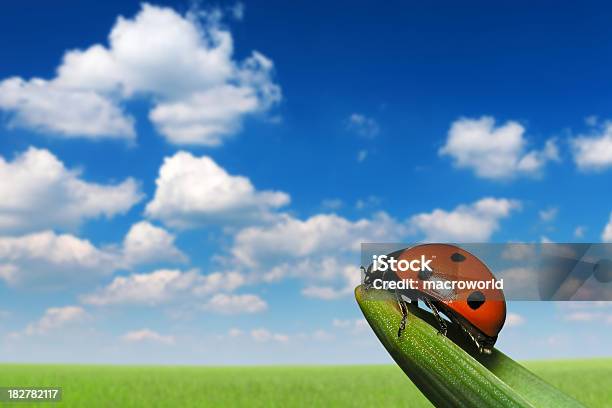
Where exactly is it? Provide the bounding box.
[0,359,610,407]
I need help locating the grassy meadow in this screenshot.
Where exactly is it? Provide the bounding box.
[0,359,610,407]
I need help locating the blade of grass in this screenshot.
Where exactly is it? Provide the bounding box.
[465,346,585,407]
[355,285,584,408]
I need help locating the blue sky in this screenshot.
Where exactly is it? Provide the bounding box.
[0,1,611,364]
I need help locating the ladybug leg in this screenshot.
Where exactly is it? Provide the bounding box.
[360,266,371,290]
[395,289,408,338]
[463,328,481,351]
[425,298,447,336]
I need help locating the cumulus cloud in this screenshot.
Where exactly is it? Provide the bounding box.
[571,122,612,171]
[0,3,281,145]
[346,113,379,138]
[0,220,186,288]
[501,244,536,261]
[602,213,612,242]
[250,328,288,342]
[81,269,245,306]
[564,312,599,322]
[505,313,526,328]
[230,3,245,20]
[357,149,368,162]
[0,147,142,234]
[0,78,135,138]
[231,212,403,268]
[0,231,118,287]
[145,151,289,228]
[559,303,612,325]
[224,212,405,300]
[355,195,382,210]
[202,293,267,314]
[301,286,352,300]
[321,198,343,210]
[409,197,520,242]
[228,328,243,337]
[194,197,518,301]
[81,269,197,306]
[300,261,361,300]
[122,329,175,345]
[539,207,558,222]
[122,221,186,265]
[439,116,559,180]
[25,306,87,335]
[332,318,369,334]
[495,267,539,299]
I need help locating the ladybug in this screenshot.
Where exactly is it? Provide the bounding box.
[363,243,506,353]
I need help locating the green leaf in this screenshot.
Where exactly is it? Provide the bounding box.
[355,285,584,408]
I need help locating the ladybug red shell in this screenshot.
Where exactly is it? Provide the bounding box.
[364,243,506,353]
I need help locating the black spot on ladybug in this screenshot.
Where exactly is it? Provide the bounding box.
[451,252,466,262]
[467,291,485,310]
[419,268,433,280]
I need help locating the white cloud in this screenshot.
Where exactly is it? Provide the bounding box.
[346,113,379,138]
[505,313,525,328]
[223,199,515,300]
[574,226,586,238]
[585,115,599,126]
[439,116,559,180]
[332,318,369,334]
[311,329,335,341]
[321,198,343,210]
[301,286,351,300]
[409,197,520,242]
[559,301,612,310]
[357,149,368,162]
[202,294,267,314]
[540,236,553,244]
[122,221,186,265]
[81,269,197,306]
[561,306,612,325]
[226,212,405,300]
[145,151,289,229]
[539,207,558,222]
[230,3,245,20]
[81,269,245,306]
[0,3,280,145]
[564,312,599,322]
[228,328,243,337]
[231,212,403,268]
[571,122,612,171]
[355,195,383,210]
[495,267,539,299]
[148,80,269,146]
[0,231,118,287]
[0,147,142,234]
[0,78,135,138]
[355,195,382,210]
[261,257,347,283]
[250,328,288,342]
[121,329,175,345]
[602,213,612,242]
[300,261,360,300]
[25,306,87,335]
[0,221,187,288]
[501,244,536,261]
[191,271,246,296]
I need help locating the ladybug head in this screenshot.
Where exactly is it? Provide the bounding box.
[362,249,404,287]
[362,262,382,286]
